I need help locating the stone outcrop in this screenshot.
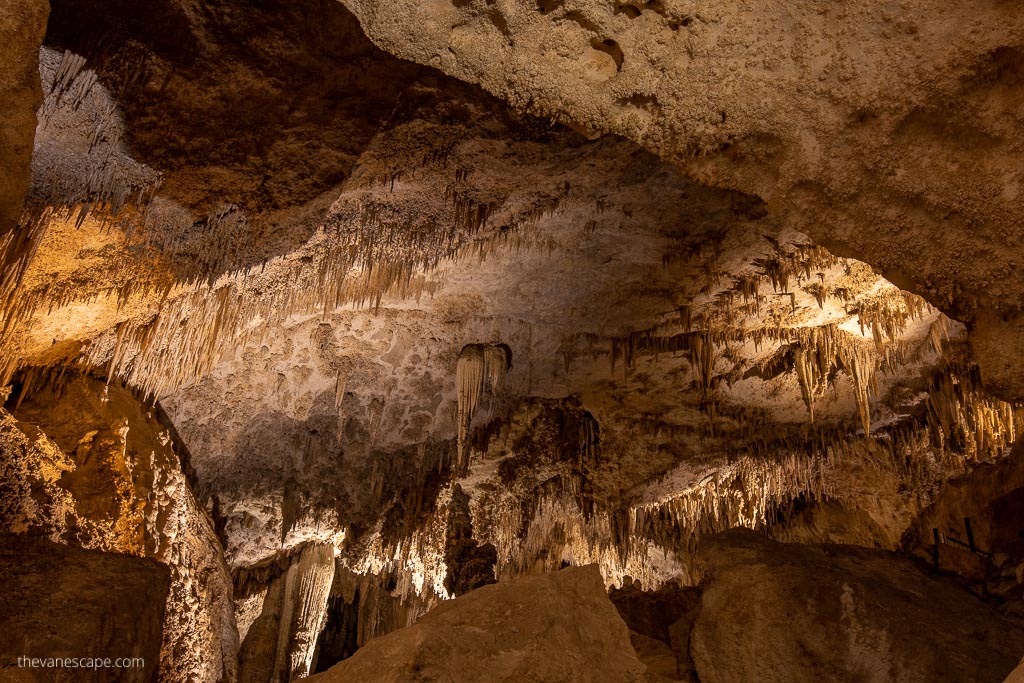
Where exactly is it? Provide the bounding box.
[691,529,1024,683]
[0,533,169,683]
[305,565,647,683]
[609,581,702,682]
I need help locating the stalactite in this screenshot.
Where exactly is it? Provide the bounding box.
[838,343,877,435]
[38,50,92,126]
[282,543,336,681]
[334,370,347,417]
[456,343,511,472]
[689,332,716,394]
[794,347,816,422]
[924,351,1023,459]
[237,542,336,682]
[851,291,932,343]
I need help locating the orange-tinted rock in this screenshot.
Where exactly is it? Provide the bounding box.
[0,533,169,682]
[305,565,647,683]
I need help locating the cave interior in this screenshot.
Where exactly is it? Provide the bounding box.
[2,0,1024,681]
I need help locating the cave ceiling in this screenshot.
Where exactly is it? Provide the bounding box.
[4,0,1021,556]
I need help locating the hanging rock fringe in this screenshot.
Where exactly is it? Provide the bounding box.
[456,343,511,472]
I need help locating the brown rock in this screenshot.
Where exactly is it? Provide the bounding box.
[904,440,1024,562]
[935,543,991,583]
[692,529,1024,683]
[1005,658,1024,683]
[7,375,240,683]
[341,0,1024,399]
[0,0,46,236]
[0,533,169,682]
[629,631,682,681]
[610,580,701,681]
[305,565,647,683]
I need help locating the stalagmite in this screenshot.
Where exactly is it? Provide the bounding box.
[6,20,1024,683]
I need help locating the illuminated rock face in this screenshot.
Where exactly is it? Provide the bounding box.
[237,542,335,682]
[0,0,45,237]
[1,377,238,683]
[340,0,1024,401]
[306,565,648,683]
[0,0,1023,681]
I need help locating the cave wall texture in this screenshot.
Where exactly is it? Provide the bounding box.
[0,0,46,239]
[0,0,1023,681]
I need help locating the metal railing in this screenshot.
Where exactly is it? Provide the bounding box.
[932,517,993,570]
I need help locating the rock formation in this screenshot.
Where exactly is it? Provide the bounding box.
[341,0,1024,401]
[305,565,648,683]
[1,375,238,682]
[692,529,1024,683]
[0,0,46,237]
[0,533,169,683]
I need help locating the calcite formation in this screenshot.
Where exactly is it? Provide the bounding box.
[0,0,1022,681]
[341,0,1024,401]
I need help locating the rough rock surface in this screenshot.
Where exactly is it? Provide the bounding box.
[905,440,1024,556]
[691,529,1024,683]
[340,0,1024,400]
[0,533,169,682]
[0,0,46,237]
[0,2,1023,680]
[305,565,647,683]
[2,375,239,683]
[610,581,701,682]
[238,542,335,682]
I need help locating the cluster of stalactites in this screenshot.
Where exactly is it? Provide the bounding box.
[790,324,878,433]
[631,450,836,553]
[790,316,956,434]
[32,50,162,228]
[477,489,694,589]
[455,343,511,472]
[92,166,523,392]
[564,298,948,436]
[2,69,533,396]
[925,352,1023,459]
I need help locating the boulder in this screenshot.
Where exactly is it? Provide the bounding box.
[691,529,1024,683]
[305,565,646,683]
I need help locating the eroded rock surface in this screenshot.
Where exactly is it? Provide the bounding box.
[0,1,1022,681]
[340,0,1024,400]
[1,374,238,683]
[0,0,46,237]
